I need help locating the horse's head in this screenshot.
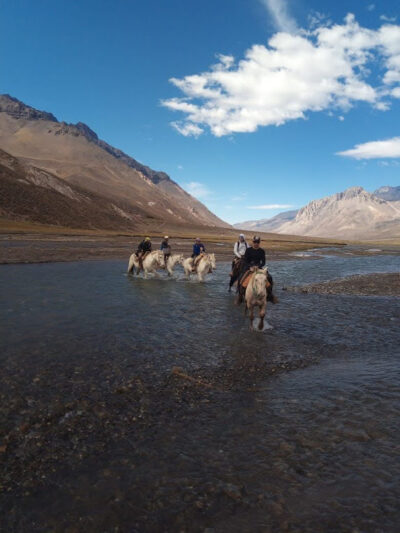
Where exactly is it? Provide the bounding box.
[209,253,216,269]
[170,253,184,266]
[252,269,267,296]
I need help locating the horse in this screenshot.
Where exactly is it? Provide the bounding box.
[127,250,164,278]
[237,268,269,330]
[229,257,246,291]
[183,253,216,282]
[165,253,184,277]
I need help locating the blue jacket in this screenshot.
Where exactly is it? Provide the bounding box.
[193,243,205,256]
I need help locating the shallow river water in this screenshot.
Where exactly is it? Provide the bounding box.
[1,252,400,532]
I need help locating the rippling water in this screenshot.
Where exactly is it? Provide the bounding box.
[1,252,399,531]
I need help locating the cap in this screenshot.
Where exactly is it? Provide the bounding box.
[252,236,260,243]
[164,235,169,239]
[145,237,151,241]
[195,237,201,241]
[239,233,245,238]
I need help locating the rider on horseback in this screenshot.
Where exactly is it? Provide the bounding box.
[238,236,277,303]
[234,234,248,260]
[136,237,152,272]
[229,234,248,290]
[160,235,171,268]
[191,237,205,272]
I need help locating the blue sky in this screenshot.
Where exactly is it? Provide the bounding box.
[1,0,400,224]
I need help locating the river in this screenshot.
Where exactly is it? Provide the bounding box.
[0,251,399,531]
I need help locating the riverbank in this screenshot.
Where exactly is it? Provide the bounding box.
[285,272,400,296]
[0,233,343,264]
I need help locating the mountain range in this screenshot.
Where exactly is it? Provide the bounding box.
[235,186,400,240]
[0,94,229,231]
[2,94,399,241]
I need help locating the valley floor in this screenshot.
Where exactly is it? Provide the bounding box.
[0,229,344,264]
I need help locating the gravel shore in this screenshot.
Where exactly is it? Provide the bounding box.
[285,272,400,296]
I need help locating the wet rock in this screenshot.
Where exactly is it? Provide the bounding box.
[223,483,242,501]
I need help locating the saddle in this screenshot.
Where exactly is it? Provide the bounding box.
[240,270,253,289]
[240,270,271,290]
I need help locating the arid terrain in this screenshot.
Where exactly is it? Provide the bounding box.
[0,218,347,264]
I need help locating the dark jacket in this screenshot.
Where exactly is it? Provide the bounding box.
[160,240,171,254]
[137,240,152,253]
[244,246,265,268]
[192,243,205,256]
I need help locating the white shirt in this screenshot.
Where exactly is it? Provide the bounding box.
[234,240,248,258]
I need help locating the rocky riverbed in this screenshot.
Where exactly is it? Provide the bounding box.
[285,272,400,296]
[1,255,399,532]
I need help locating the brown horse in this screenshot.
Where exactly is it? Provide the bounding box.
[229,257,246,291]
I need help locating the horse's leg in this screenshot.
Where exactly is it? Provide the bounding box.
[167,262,173,277]
[249,305,255,330]
[258,303,265,331]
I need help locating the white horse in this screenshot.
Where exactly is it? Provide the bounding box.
[244,268,268,330]
[127,250,164,278]
[165,253,184,277]
[183,253,216,282]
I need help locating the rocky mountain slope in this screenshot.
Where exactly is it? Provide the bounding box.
[0,94,229,230]
[0,148,153,229]
[374,185,400,202]
[234,210,298,233]
[235,187,400,240]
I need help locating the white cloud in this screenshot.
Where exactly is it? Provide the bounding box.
[171,121,203,137]
[177,164,183,169]
[337,137,400,159]
[184,181,211,198]
[367,4,375,12]
[380,14,396,22]
[247,204,295,209]
[260,0,298,33]
[308,11,331,30]
[163,14,400,137]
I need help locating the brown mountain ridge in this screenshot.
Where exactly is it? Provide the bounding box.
[0,94,229,230]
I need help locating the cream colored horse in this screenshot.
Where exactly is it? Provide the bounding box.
[183,253,216,282]
[127,250,164,278]
[245,268,268,330]
[165,253,184,276]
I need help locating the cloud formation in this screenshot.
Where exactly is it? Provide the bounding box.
[162,14,400,137]
[247,204,294,209]
[337,137,400,159]
[260,0,298,33]
[184,181,211,198]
